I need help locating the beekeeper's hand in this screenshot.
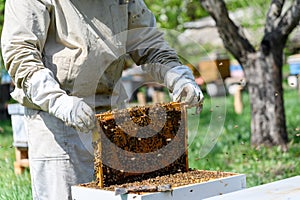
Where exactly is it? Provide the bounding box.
[25,68,95,133]
[49,94,96,133]
[165,65,204,107]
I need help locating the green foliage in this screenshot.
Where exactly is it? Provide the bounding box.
[0,0,5,71]
[225,0,270,11]
[144,0,273,30]
[0,0,5,28]
[144,0,207,30]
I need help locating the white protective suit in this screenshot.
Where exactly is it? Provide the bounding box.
[1,0,203,199]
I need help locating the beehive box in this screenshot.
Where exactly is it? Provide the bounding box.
[72,170,246,200]
[198,57,230,83]
[7,104,27,147]
[93,102,188,187]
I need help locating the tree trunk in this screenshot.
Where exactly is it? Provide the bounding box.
[198,0,300,150]
[245,50,288,151]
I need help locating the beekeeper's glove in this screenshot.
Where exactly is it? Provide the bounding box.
[25,69,95,133]
[164,65,204,107]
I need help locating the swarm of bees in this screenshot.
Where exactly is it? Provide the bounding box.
[94,102,188,187]
[81,170,237,191]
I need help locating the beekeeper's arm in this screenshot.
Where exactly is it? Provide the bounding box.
[1,0,95,132]
[127,0,204,105]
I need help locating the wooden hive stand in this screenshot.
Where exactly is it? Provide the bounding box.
[7,104,29,174]
[14,146,29,174]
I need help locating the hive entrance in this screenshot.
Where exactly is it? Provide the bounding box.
[93,102,188,187]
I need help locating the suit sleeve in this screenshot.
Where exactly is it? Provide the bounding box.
[1,0,51,108]
[126,0,182,83]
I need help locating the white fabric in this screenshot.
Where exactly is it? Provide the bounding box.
[49,95,96,133]
[27,69,95,133]
[164,65,204,105]
[1,0,181,110]
[24,108,94,200]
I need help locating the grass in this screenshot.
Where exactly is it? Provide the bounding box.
[189,85,300,187]
[1,85,300,199]
[0,120,32,200]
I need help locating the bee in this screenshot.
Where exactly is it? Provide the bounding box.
[94,102,188,187]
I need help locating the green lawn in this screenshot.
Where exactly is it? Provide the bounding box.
[0,86,300,199]
[189,86,300,187]
[0,120,32,200]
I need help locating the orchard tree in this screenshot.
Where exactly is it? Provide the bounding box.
[145,0,207,30]
[199,0,300,151]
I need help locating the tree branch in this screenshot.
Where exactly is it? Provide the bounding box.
[199,0,255,65]
[277,0,300,37]
[265,0,284,33]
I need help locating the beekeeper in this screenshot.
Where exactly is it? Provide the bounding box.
[1,0,204,199]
